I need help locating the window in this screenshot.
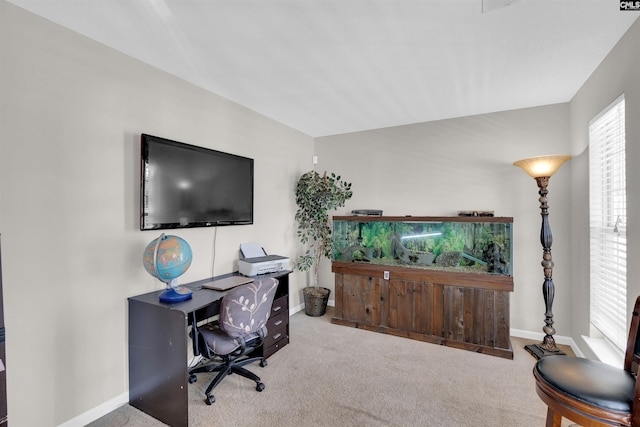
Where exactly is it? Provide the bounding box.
[589,95,627,351]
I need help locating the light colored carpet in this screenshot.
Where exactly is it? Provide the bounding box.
[90,308,575,426]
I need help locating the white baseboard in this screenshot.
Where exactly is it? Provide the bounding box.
[510,328,584,357]
[75,299,550,427]
[299,305,585,358]
[290,303,304,314]
[301,305,586,358]
[57,392,128,427]
[58,301,330,426]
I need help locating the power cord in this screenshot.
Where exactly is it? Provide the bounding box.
[210,227,217,279]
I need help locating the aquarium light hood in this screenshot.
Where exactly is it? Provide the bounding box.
[401,221,443,225]
[401,232,442,240]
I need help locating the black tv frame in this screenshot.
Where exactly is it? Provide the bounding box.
[140,134,254,230]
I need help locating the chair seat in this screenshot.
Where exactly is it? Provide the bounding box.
[535,355,636,413]
[199,322,265,356]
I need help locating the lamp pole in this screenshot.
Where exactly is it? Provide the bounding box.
[513,155,571,360]
[527,176,565,358]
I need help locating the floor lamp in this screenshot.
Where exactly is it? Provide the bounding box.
[513,154,572,360]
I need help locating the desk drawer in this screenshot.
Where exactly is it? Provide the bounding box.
[265,310,288,347]
[262,335,289,359]
[270,295,288,318]
[260,297,289,358]
[263,311,289,359]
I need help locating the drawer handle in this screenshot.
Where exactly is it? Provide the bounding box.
[272,333,282,340]
[274,320,283,326]
[272,306,282,312]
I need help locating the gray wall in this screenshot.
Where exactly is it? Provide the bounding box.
[568,19,640,355]
[2,0,640,425]
[0,2,312,425]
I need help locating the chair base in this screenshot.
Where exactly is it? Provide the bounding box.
[525,343,566,360]
[189,355,267,405]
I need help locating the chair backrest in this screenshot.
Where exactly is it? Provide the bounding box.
[624,295,640,374]
[219,278,279,339]
[622,295,640,426]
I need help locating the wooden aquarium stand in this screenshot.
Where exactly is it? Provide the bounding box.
[331,262,513,359]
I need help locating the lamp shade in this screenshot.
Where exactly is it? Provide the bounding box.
[513,155,572,178]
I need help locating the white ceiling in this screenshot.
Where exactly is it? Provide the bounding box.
[7,0,639,137]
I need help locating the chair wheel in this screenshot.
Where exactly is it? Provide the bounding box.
[205,394,215,405]
[260,359,268,367]
[188,374,197,384]
[256,382,265,392]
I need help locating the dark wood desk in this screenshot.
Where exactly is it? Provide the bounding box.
[128,271,290,427]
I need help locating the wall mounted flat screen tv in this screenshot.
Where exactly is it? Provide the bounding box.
[140,134,254,230]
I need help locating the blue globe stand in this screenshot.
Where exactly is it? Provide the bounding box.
[144,234,194,303]
[159,285,193,303]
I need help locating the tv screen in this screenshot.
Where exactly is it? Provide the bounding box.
[140,134,254,230]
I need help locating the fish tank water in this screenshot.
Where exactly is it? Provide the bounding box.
[332,216,512,276]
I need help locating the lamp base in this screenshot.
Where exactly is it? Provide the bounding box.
[525,343,566,360]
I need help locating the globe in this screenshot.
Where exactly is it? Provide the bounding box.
[143,233,193,302]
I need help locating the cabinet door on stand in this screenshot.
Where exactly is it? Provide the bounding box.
[333,274,383,328]
[385,279,436,336]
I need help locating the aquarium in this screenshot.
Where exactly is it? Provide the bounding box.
[332,216,512,276]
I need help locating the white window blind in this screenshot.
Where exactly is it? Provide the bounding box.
[589,94,627,351]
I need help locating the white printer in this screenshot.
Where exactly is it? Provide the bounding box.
[237,242,290,276]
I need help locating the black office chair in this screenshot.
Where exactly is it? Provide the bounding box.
[188,277,279,405]
[533,295,640,427]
